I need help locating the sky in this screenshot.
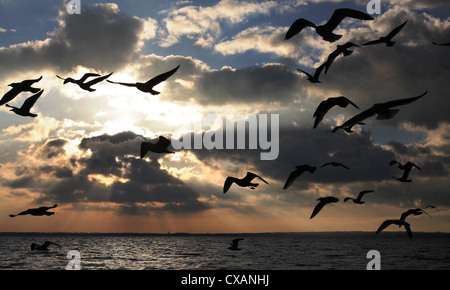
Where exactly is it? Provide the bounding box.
[0,0,449,234]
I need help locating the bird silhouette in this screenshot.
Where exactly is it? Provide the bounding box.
[376,219,412,238]
[344,190,374,204]
[9,204,57,217]
[107,65,180,95]
[320,162,350,169]
[5,89,43,118]
[31,241,61,251]
[432,41,450,46]
[0,76,42,106]
[363,20,408,47]
[332,91,427,133]
[310,196,339,219]
[285,8,374,42]
[313,96,359,129]
[140,136,174,158]
[57,72,113,92]
[297,62,327,83]
[400,208,430,223]
[228,238,244,251]
[389,160,421,183]
[424,205,439,212]
[283,164,316,190]
[325,42,360,74]
[223,172,269,194]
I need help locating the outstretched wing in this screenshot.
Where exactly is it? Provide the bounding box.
[380,91,427,109]
[403,222,412,238]
[283,170,301,189]
[376,220,395,234]
[85,72,113,86]
[323,8,374,31]
[332,106,376,133]
[297,68,313,79]
[20,89,44,111]
[386,20,408,40]
[310,201,326,219]
[285,18,317,40]
[432,41,450,46]
[140,142,151,158]
[313,100,334,128]
[362,38,384,46]
[157,136,172,148]
[144,65,180,88]
[313,62,327,79]
[358,190,374,199]
[79,73,101,83]
[223,177,236,194]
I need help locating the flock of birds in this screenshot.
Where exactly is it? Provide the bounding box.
[2,7,448,252]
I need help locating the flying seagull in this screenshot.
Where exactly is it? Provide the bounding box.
[344,190,374,204]
[0,76,42,106]
[31,241,62,252]
[140,136,174,158]
[432,41,450,46]
[424,205,439,212]
[107,65,180,95]
[283,164,316,190]
[5,89,43,118]
[321,162,350,169]
[9,204,57,218]
[57,72,113,92]
[400,208,430,223]
[376,219,412,238]
[389,160,421,183]
[332,90,427,133]
[363,20,408,47]
[313,96,359,129]
[297,62,327,83]
[285,8,374,42]
[223,172,269,194]
[228,238,244,251]
[310,196,339,219]
[325,42,360,74]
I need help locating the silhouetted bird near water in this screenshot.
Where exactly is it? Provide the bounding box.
[400,208,430,222]
[332,91,427,133]
[389,160,421,182]
[344,190,374,204]
[223,172,269,194]
[363,20,408,47]
[0,76,42,106]
[57,72,113,92]
[376,219,412,238]
[228,238,244,251]
[313,96,359,129]
[283,164,316,189]
[140,136,174,158]
[285,8,374,42]
[5,89,43,118]
[9,204,57,217]
[107,65,180,95]
[310,196,339,219]
[325,42,360,74]
[31,241,61,252]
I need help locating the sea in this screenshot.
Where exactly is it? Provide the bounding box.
[0,231,448,271]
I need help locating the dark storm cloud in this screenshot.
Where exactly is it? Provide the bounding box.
[0,3,150,75]
[39,139,68,159]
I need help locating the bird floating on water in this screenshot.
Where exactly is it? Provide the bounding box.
[223,172,269,194]
[344,190,374,204]
[140,136,174,158]
[310,196,339,219]
[107,65,180,95]
[283,164,316,190]
[363,20,408,47]
[0,76,42,106]
[31,241,61,252]
[285,8,374,42]
[228,238,244,251]
[9,204,57,217]
[376,219,412,238]
[332,91,427,133]
[313,96,359,129]
[57,72,113,92]
[6,89,43,118]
